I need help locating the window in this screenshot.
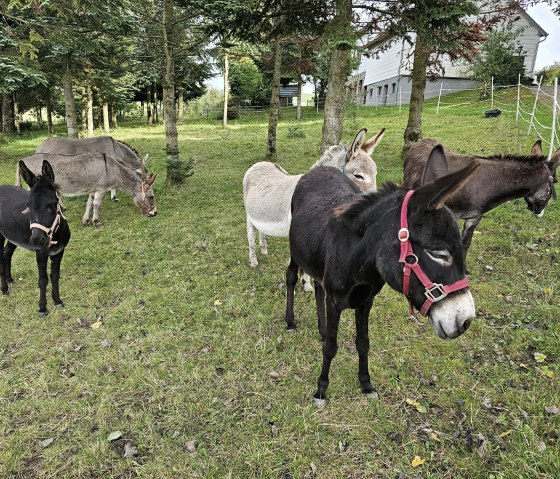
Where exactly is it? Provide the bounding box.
[391,83,396,94]
[377,86,382,96]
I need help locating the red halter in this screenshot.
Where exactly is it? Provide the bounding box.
[398,190,470,317]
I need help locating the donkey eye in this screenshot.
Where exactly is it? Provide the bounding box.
[353,174,364,180]
[425,249,453,266]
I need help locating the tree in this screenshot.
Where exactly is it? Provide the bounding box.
[229,56,264,104]
[471,25,527,91]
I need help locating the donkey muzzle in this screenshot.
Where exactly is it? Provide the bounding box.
[428,290,475,340]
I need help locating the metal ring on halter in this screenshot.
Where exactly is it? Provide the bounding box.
[398,228,409,242]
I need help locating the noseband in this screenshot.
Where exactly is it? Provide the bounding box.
[398,190,469,317]
[23,195,66,245]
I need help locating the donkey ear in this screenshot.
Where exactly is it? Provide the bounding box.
[547,147,560,182]
[415,161,480,210]
[347,128,367,164]
[420,144,448,185]
[146,173,157,187]
[19,161,37,188]
[361,128,386,155]
[41,160,55,182]
[531,140,543,156]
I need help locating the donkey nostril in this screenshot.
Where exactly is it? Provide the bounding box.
[462,318,472,332]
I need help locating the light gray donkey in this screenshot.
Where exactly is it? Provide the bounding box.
[36,136,149,201]
[16,153,157,226]
[243,128,385,291]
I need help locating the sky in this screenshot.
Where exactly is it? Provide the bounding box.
[206,4,560,92]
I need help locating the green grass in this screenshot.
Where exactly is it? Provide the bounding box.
[0,100,559,478]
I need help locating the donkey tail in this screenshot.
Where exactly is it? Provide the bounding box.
[15,162,21,187]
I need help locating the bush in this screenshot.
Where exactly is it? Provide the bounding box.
[286,124,306,138]
[167,156,195,184]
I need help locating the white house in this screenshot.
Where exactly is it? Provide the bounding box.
[349,9,548,106]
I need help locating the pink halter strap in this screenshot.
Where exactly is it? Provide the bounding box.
[398,190,469,317]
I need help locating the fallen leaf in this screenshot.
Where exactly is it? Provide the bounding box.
[499,429,513,438]
[269,370,280,380]
[485,265,494,271]
[430,432,439,441]
[100,339,111,348]
[39,437,54,448]
[534,352,547,363]
[411,455,425,468]
[538,366,554,378]
[213,299,222,306]
[90,320,102,330]
[405,398,419,407]
[310,463,318,475]
[537,441,546,452]
[123,443,138,458]
[476,433,489,457]
[184,440,196,453]
[545,406,559,415]
[337,439,348,452]
[72,344,83,352]
[107,431,123,442]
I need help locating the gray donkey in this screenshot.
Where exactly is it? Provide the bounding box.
[243,128,385,291]
[16,153,157,226]
[36,136,149,201]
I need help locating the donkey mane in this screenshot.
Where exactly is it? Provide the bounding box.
[481,154,547,166]
[312,144,348,169]
[115,139,140,157]
[335,182,400,225]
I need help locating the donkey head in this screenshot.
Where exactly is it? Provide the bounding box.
[344,128,385,192]
[524,142,560,217]
[133,172,157,217]
[398,145,479,339]
[19,160,62,250]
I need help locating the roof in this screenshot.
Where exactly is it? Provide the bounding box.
[519,9,547,38]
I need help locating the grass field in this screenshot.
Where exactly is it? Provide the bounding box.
[0,94,559,478]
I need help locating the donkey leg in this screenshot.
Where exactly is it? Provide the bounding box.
[302,272,314,292]
[0,236,8,295]
[111,188,119,201]
[258,231,268,255]
[92,191,106,227]
[284,257,299,332]
[314,280,327,341]
[355,298,377,398]
[246,215,258,267]
[3,242,17,283]
[82,194,94,226]
[50,250,65,307]
[36,252,49,316]
[314,295,342,407]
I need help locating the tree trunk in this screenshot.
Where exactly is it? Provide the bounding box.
[163,0,181,183]
[2,94,15,134]
[146,86,152,124]
[267,35,282,160]
[36,104,43,124]
[296,77,302,120]
[223,50,229,128]
[111,105,118,129]
[177,83,185,122]
[103,102,110,132]
[86,86,94,137]
[46,90,53,134]
[63,56,78,139]
[403,33,430,152]
[153,85,158,124]
[320,0,352,152]
[13,93,21,134]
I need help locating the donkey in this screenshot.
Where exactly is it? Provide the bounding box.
[0,160,71,316]
[243,128,385,291]
[16,153,157,226]
[403,139,560,261]
[285,145,479,407]
[36,136,149,201]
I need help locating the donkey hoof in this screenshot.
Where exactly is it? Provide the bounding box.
[286,327,296,334]
[111,197,119,202]
[83,220,91,227]
[364,391,379,401]
[38,310,49,317]
[93,220,102,228]
[6,277,14,284]
[55,302,65,308]
[313,397,327,409]
[2,289,9,296]
[249,259,258,268]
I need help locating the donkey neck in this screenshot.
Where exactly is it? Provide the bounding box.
[108,157,142,194]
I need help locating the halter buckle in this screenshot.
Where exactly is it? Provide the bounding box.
[398,227,409,242]
[424,283,447,302]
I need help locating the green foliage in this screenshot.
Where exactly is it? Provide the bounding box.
[286,123,305,138]
[471,25,527,87]
[536,62,560,86]
[229,56,263,104]
[166,155,195,184]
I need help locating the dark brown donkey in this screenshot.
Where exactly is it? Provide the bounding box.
[403,139,560,260]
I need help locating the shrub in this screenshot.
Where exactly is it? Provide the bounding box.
[286,124,306,138]
[167,156,195,184]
